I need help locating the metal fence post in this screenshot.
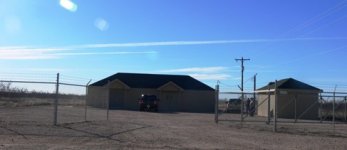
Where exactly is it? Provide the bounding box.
[53,73,60,126]
[344,96,346,121]
[294,95,297,123]
[319,94,323,123]
[107,81,110,121]
[85,86,88,122]
[215,84,219,124]
[333,86,336,135]
[241,92,244,126]
[267,85,271,125]
[273,80,278,132]
[84,80,92,122]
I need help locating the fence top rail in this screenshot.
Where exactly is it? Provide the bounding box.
[322,91,347,95]
[321,95,347,98]
[219,90,347,95]
[220,92,256,95]
[254,89,276,93]
[59,82,87,87]
[0,80,86,87]
[220,90,275,94]
[0,80,56,85]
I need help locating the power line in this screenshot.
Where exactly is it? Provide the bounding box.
[243,76,255,85]
[255,0,347,59]
[219,81,238,88]
[60,74,91,80]
[283,0,347,37]
[303,13,347,36]
[268,45,347,68]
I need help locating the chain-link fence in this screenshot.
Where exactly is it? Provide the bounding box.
[215,83,347,137]
[0,73,109,127]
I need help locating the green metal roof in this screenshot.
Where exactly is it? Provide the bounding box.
[257,78,321,91]
[90,72,214,91]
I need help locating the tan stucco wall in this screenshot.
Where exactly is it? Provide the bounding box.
[87,85,215,113]
[86,86,108,108]
[257,94,275,117]
[277,92,318,119]
[179,90,215,112]
[257,90,319,120]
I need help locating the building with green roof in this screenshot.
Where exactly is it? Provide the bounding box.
[87,73,215,113]
[256,78,322,120]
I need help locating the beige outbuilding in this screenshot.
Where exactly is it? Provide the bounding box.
[256,78,322,120]
[87,73,215,113]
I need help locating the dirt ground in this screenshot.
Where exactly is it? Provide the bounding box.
[0,106,347,150]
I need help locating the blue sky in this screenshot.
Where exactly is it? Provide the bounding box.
[1,0,347,93]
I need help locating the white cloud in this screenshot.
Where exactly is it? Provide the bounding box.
[1,37,346,60]
[0,47,70,52]
[0,50,58,60]
[80,40,258,48]
[0,47,68,60]
[0,46,31,50]
[189,73,230,80]
[0,46,157,60]
[160,67,228,73]
[49,51,157,56]
[25,68,66,72]
[158,66,231,81]
[78,37,347,48]
[0,55,57,60]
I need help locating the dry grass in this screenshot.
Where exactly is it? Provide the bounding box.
[0,105,347,149]
[0,97,85,107]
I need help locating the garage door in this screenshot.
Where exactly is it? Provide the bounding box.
[160,92,179,112]
[109,89,124,109]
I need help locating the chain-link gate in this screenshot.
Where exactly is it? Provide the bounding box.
[215,81,347,137]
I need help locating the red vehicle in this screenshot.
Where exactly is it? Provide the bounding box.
[138,94,159,112]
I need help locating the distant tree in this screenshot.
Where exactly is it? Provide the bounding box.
[0,82,28,93]
[0,82,12,92]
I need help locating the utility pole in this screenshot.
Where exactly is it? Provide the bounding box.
[235,57,250,123]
